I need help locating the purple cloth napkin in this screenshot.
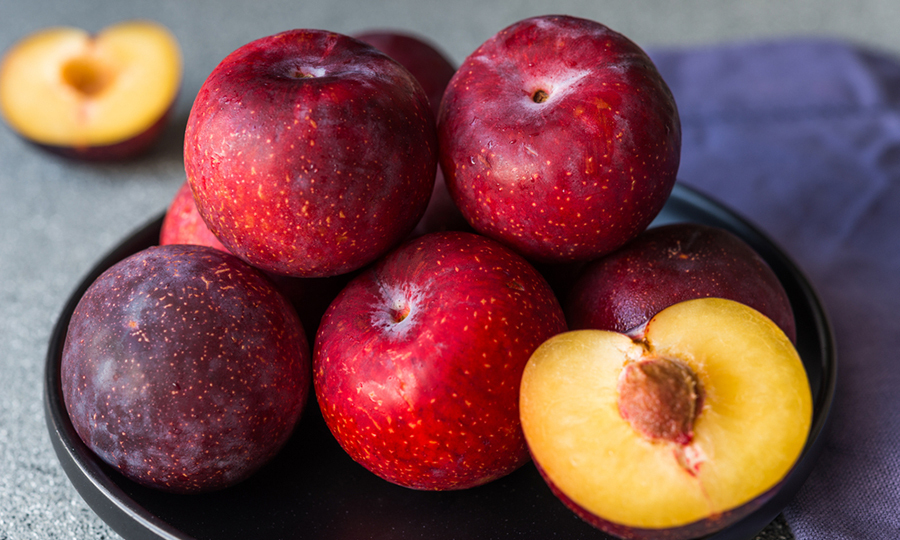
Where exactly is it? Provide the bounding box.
[646,39,900,539]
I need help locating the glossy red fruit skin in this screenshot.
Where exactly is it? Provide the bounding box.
[61,244,310,494]
[438,14,680,263]
[313,231,567,491]
[352,31,456,118]
[160,180,228,251]
[184,29,438,278]
[352,30,470,238]
[565,223,797,342]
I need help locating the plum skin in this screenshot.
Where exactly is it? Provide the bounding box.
[314,231,568,490]
[352,31,456,118]
[438,14,681,263]
[565,223,797,342]
[61,244,310,494]
[184,29,438,278]
[350,30,471,238]
[159,180,228,251]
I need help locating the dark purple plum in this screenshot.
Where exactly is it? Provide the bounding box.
[61,244,310,494]
[565,222,797,342]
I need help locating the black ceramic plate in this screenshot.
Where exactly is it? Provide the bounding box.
[44,182,836,540]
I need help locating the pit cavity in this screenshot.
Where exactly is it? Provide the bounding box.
[61,56,114,96]
[616,356,702,445]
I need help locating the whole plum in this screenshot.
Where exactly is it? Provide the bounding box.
[61,244,310,493]
[437,15,680,263]
[565,222,797,342]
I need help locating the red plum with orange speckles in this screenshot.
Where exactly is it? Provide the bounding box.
[437,15,681,263]
[184,29,438,278]
[313,231,567,490]
[160,180,228,252]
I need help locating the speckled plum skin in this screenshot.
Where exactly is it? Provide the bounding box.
[438,15,681,263]
[352,30,471,238]
[184,29,438,278]
[160,180,228,251]
[158,180,356,345]
[352,31,455,118]
[313,231,567,490]
[61,244,310,494]
[565,223,797,342]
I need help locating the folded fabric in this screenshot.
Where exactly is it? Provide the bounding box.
[647,39,900,540]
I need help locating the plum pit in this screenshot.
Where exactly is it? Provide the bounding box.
[616,356,701,445]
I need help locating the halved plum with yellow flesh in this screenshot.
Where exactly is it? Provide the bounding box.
[0,20,181,160]
[520,297,812,539]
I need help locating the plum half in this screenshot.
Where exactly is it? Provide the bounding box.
[520,297,812,539]
[0,20,181,160]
